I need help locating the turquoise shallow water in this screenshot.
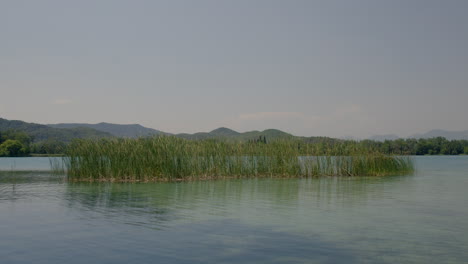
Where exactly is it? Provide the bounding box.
[0,156,467,263]
[0,157,62,171]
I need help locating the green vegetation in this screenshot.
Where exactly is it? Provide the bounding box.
[30,139,67,155]
[176,128,294,141]
[0,130,31,157]
[64,137,413,182]
[48,122,167,138]
[361,137,468,155]
[2,117,468,157]
[0,129,75,156]
[0,117,112,143]
[0,118,112,156]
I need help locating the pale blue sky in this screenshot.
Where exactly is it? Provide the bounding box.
[1,0,467,138]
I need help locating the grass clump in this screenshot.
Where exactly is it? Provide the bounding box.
[63,137,414,182]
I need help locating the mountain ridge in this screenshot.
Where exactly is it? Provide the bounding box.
[48,122,168,138]
[3,117,468,142]
[0,118,112,143]
[45,120,300,141]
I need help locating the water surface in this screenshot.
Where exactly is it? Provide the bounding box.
[1,156,467,263]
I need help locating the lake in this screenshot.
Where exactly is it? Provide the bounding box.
[1,156,467,263]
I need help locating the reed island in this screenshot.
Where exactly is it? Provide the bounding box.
[61,136,414,182]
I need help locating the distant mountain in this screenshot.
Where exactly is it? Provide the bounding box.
[2,116,343,143]
[209,127,240,137]
[0,118,112,142]
[48,122,169,138]
[369,134,400,141]
[46,122,298,142]
[176,127,239,140]
[21,117,468,144]
[410,129,468,140]
[177,128,300,142]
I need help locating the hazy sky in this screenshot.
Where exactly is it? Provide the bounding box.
[1,0,467,138]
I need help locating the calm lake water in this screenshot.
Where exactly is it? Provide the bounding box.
[1,156,467,263]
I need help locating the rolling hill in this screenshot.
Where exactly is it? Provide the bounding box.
[2,118,341,143]
[48,122,168,138]
[0,117,403,144]
[0,118,112,142]
[176,127,297,142]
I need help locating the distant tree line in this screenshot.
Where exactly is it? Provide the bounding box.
[1,129,468,157]
[0,130,66,157]
[0,130,31,157]
[251,136,468,156]
[358,137,468,155]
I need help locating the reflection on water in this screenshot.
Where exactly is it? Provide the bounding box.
[0,171,63,202]
[65,183,175,229]
[61,176,411,229]
[1,157,468,263]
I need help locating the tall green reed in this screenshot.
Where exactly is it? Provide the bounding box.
[64,136,414,182]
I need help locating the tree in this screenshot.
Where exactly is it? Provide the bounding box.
[31,140,66,154]
[0,130,31,153]
[0,139,27,157]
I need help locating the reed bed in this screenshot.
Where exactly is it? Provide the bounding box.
[63,137,414,182]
